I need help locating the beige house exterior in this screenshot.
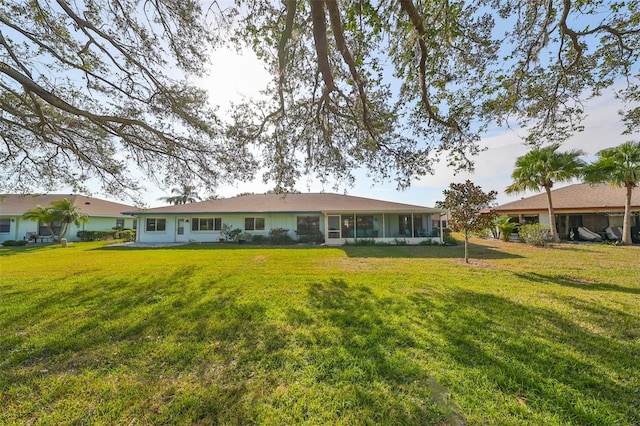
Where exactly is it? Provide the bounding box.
[125,193,444,245]
[494,183,640,241]
[0,194,136,243]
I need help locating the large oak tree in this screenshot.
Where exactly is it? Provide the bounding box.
[1,1,639,195]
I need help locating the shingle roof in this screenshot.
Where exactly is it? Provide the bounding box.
[125,193,441,215]
[495,183,640,212]
[0,194,135,217]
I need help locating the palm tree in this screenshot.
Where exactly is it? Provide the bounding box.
[584,141,640,245]
[506,143,586,242]
[158,184,201,205]
[49,199,89,241]
[22,205,56,240]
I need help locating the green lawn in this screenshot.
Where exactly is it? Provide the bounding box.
[1,239,638,425]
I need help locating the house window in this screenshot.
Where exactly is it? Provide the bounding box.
[146,218,166,232]
[39,221,61,236]
[297,216,320,234]
[399,215,412,237]
[0,219,10,233]
[191,218,221,231]
[245,217,265,231]
[132,219,137,230]
[115,219,125,229]
[342,214,355,238]
[413,214,424,237]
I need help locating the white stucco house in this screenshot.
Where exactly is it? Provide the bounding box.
[124,193,444,245]
[494,183,640,241]
[0,194,136,243]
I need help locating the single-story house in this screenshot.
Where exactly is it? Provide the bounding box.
[124,193,444,245]
[494,183,640,240]
[0,194,136,243]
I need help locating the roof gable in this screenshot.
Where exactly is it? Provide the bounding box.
[0,194,135,217]
[496,183,640,212]
[126,193,441,215]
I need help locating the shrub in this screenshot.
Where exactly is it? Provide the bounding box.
[77,230,119,241]
[117,229,136,242]
[518,224,551,247]
[497,215,517,242]
[442,230,457,245]
[251,235,270,245]
[2,240,27,246]
[418,238,436,246]
[237,232,252,243]
[269,228,293,245]
[393,238,408,245]
[354,238,376,246]
[296,231,325,244]
[220,224,242,242]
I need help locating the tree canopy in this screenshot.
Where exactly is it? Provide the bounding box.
[505,143,585,242]
[1,1,639,195]
[584,141,640,245]
[435,180,497,263]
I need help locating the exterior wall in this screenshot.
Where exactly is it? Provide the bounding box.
[135,212,438,245]
[0,216,136,243]
[136,213,324,243]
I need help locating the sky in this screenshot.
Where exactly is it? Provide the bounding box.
[93,48,632,209]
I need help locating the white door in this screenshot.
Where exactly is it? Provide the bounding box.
[176,218,188,242]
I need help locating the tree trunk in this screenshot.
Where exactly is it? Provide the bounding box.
[464,231,469,263]
[622,185,633,245]
[58,222,69,242]
[545,186,560,242]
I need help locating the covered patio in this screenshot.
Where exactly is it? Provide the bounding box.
[323,211,444,245]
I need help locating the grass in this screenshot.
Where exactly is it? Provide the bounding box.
[0,238,638,425]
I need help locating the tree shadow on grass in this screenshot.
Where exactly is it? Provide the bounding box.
[407,290,640,425]
[0,267,287,424]
[340,241,523,260]
[512,271,640,295]
[0,243,57,257]
[293,278,464,425]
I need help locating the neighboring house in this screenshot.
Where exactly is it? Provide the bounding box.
[494,183,640,240]
[0,194,136,243]
[124,193,444,245]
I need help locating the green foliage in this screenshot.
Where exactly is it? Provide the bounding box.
[0,0,226,195]
[497,215,518,242]
[221,224,242,242]
[268,228,294,245]
[118,229,136,242]
[77,230,135,242]
[237,232,253,242]
[250,235,270,245]
[353,238,376,246]
[23,198,89,242]
[442,233,458,245]
[2,2,639,195]
[584,141,640,245]
[518,224,551,247]
[436,180,497,261]
[77,230,116,241]
[506,144,586,195]
[296,231,325,244]
[506,144,585,243]
[1,240,27,247]
[158,184,201,205]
